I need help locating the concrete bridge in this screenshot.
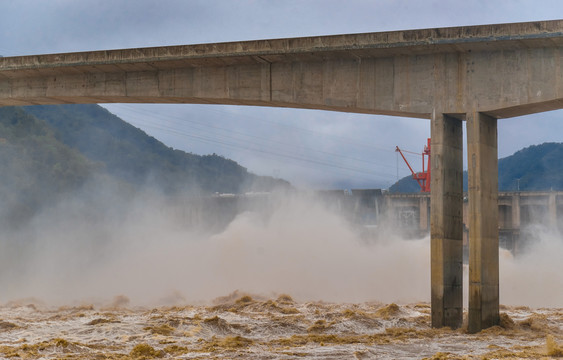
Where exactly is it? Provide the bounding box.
[2,20,563,332]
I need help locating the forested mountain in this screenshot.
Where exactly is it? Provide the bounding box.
[0,107,99,226]
[24,104,288,194]
[498,143,563,191]
[390,142,563,193]
[0,104,289,227]
[4,101,558,227]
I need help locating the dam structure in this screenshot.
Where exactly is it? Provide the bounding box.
[385,191,563,251]
[2,20,563,332]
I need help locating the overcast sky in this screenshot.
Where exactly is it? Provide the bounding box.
[1,0,563,189]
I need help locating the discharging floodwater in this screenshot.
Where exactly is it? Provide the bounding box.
[0,292,562,359]
[1,195,562,359]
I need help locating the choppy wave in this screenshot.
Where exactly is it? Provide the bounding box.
[0,292,562,359]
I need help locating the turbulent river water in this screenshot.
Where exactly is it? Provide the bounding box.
[0,292,562,359]
[0,195,562,359]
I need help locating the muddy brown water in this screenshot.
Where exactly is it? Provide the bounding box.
[0,292,562,359]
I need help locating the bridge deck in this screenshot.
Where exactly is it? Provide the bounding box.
[1,20,563,79]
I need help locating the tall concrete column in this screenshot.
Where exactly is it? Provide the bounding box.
[467,111,499,333]
[430,112,463,329]
[512,194,521,255]
[385,196,394,225]
[549,193,557,229]
[512,195,521,230]
[419,196,429,232]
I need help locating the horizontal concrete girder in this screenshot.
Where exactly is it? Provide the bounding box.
[1,20,563,118]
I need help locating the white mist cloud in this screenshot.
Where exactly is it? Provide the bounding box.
[0,189,431,306]
[499,226,563,308]
[1,184,560,308]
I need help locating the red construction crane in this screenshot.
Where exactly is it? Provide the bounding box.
[395,138,431,193]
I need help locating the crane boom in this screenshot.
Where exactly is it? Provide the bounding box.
[395,138,431,193]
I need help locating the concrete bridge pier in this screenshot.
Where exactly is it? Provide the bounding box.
[431,110,500,332]
[467,111,499,333]
[430,112,464,329]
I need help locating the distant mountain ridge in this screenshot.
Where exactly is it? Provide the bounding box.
[390,142,563,193]
[498,142,563,191]
[0,106,98,226]
[23,104,289,194]
[0,104,289,227]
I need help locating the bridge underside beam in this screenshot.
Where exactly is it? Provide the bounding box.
[2,42,563,120]
[430,112,463,329]
[467,111,499,333]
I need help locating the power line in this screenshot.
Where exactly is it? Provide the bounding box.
[113,103,397,155]
[102,104,416,185]
[108,104,403,176]
[135,108,393,172]
[121,105,399,172]
[126,119,398,181]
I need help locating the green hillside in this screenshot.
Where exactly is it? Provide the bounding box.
[23,104,288,194]
[388,174,423,193]
[0,104,289,227]
[390,142,563,193]
[0,107,100,226]
[498,143,563,191]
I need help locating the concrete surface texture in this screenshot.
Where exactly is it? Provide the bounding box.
[0,20,561,117]
[2,19,563,332]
